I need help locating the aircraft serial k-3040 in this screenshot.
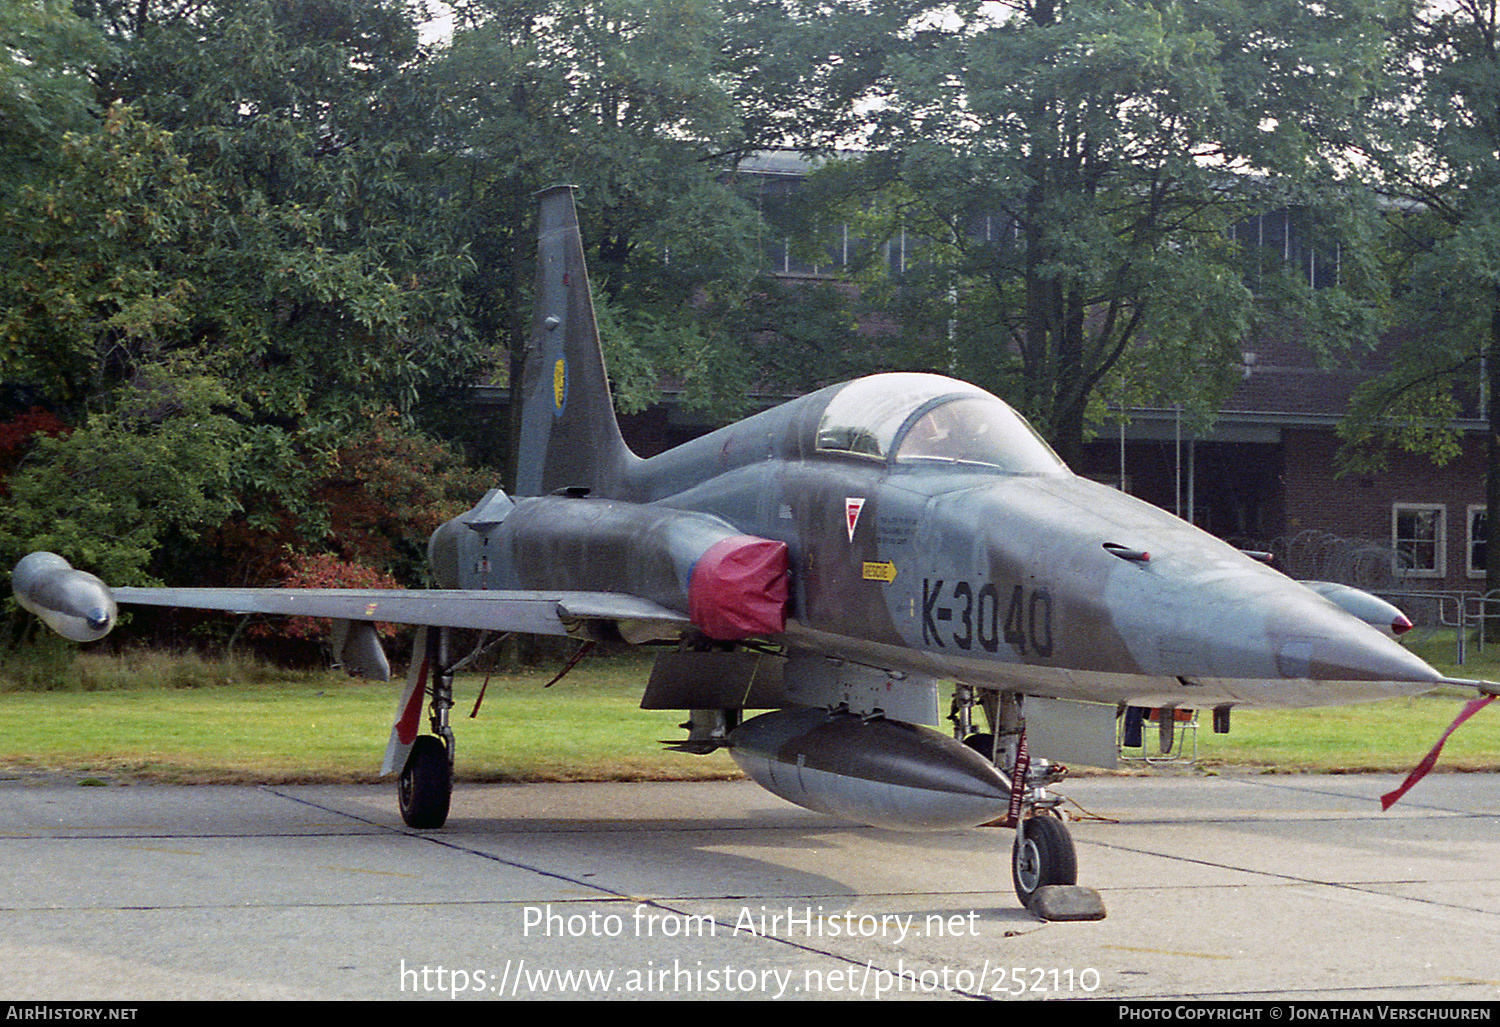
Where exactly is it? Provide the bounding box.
[15,186,1498,920]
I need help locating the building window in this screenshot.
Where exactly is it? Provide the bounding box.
[1393,504,1446,578]
[1469,506,1488,578]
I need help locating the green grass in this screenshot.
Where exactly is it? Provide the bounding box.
[1186,694,1500,773]
[0,649,741,784]
[3,638,1500,784]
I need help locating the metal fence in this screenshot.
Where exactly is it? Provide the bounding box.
[1249,530,1489,665]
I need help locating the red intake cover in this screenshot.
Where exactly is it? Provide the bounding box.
[688,536,789,640]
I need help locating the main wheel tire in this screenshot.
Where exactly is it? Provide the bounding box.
[1011,815,1077,907]
[398,735,452,829]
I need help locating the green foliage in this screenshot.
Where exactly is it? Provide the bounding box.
[0,370,247,584]
[210,409,490,590]
[3,0,1452,659]
[83,1,479,422]
[429,0,769,470]
[808,0,1391,460]
[1335,1,1500,602]
[0,105,219,401]
[0,2,502,633]
[0,1,109,201]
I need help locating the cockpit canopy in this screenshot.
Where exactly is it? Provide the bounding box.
[814,373,1066,474]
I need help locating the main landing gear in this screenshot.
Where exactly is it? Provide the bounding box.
[398,627,454,830]
[952,687,1105,921]
[399,735,452,829]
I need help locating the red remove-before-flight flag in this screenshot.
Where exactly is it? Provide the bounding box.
[1380,695,1495,811]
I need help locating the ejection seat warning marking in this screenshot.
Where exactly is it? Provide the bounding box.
[845,498,865,542]
[922,578,1053,656]
[862,561,897,583]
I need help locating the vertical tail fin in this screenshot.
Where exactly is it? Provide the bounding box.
[514,185,636,497]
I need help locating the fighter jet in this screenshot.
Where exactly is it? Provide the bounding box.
[14,186,1491,920]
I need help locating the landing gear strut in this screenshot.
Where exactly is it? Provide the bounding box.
[398,628,454,830]
[952,687,1105,920]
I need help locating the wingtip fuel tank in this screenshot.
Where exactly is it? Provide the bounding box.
[1301,580,1415,637]
[11,552,117,643]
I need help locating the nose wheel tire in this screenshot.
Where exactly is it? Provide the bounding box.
[1011,815,1077,907]
[398,735,452,829]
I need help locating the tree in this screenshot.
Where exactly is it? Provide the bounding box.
[424,0,788,477]
[1338,0,1500,609]
[821,0,1391,464]
[717,0,955,154]
[0,105,223,406]
[0,2,490,609]
[61,0,480,424]
[0,369,248,585]
[0,1,109,194]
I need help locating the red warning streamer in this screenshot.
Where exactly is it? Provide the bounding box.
[1380,695,1495,811]
[1005,731,1030,828]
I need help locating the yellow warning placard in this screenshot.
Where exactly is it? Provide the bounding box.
[862,561,897,583]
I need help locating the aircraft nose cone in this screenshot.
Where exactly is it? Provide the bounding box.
[1105,544,1442,693]
[1277,621,1436,683]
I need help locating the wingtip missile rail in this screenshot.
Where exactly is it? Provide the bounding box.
[11,552,117,643]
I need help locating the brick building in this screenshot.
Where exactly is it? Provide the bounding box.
[1072,328,1488,597]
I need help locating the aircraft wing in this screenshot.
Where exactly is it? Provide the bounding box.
[109,585,690,639]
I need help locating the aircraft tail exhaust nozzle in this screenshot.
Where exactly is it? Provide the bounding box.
[505,498,788,641]
[728,708,1012,831]
[11,552,118,643]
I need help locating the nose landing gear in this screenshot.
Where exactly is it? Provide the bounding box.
[953,686,1107,920]
[1011,814,1078,904]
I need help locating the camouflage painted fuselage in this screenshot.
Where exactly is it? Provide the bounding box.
[592,378,1436,709]
[442,368,1439,712]
[430,186,1441,712]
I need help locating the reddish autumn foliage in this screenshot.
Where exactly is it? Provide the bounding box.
[312,412,486,576]
[214,411,487,581]
[207,411,488,649]
[248,551,405,642]
[0,408,71,492]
